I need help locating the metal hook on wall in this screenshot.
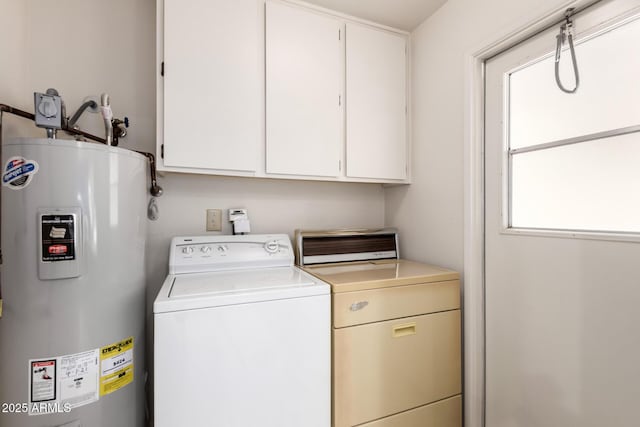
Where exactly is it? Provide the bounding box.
[555,8,580,94]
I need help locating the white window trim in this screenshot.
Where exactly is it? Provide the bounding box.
[501,227,640,243]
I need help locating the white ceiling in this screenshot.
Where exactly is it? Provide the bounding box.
[301,0,448,31]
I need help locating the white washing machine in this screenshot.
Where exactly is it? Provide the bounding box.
[153,234,331,427]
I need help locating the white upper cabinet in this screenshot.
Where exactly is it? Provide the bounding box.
[158,0,410,183]
[161,0,260,172]
[345,23,407,180]
[265,1,342,177]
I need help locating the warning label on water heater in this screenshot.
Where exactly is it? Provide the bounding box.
[28,349,99,416]
[41,214,76,262]
[30,360,56,402]
[25,339,134,416]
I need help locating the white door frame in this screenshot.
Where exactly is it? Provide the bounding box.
[462,1,599,426]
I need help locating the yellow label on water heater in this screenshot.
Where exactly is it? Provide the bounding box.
[99,337,134,396]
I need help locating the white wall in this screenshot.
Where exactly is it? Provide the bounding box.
[0,2,25,108]
[385,0,572,271]
[0,0,157,147]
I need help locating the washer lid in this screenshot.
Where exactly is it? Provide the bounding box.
[154,266,329,313]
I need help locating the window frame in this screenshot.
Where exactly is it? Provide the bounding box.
[502,12,640,242]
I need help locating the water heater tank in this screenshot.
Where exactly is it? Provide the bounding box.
[0,138,146,427]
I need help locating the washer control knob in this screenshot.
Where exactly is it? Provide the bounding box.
[217,245,228,252]
[201,246,211,254]
[264,240,279,254]
[182,246,194,255]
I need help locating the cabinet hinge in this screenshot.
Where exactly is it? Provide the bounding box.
[161,144,164,159]
[339,160,342,171]
[161,62,164,77]
[339,95,341,106]
[339,29,341,40]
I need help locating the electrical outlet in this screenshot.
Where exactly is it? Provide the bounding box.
[206,209,222,232]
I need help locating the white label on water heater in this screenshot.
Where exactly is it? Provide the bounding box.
[59,349,100,410]
[37,207,82,280]
[28,349,99,416]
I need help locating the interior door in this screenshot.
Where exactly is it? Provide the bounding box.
[484,2,640,426]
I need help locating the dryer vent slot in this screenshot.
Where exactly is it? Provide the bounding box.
[295,228,399,266]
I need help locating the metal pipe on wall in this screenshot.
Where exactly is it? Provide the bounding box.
[0,103,163,197]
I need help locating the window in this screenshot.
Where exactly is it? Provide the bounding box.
[507,15,640,233]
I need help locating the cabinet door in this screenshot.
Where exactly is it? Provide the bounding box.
[162,0,260,172]
[265,1,342,177]
[346,23,407,180]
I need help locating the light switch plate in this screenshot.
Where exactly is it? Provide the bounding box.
[206,209,222,232]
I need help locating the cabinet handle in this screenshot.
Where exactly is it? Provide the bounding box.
[392,322,416,338]
[349,301,368,311]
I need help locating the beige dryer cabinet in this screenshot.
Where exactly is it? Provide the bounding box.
[303,259,462,427]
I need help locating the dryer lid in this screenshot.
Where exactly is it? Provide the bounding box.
[302,259,459,293]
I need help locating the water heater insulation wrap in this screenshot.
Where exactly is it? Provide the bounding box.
[0,138,146,427]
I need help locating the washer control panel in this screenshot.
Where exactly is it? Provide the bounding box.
[169,234,293,274]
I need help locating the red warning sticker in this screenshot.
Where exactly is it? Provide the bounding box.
[30,360,56,402]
